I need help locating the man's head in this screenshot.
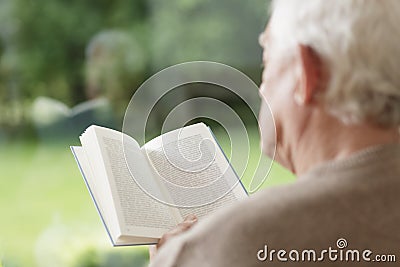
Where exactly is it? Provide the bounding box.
[259,0,400,173]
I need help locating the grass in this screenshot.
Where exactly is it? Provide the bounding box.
[0,141,114,267]
[0,127,294,267]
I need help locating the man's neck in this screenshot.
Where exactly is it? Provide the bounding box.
[292,115,399,176]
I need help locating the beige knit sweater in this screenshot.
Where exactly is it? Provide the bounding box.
[150,144,400,267]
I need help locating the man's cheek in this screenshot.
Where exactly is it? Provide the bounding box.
[258,101,276,158]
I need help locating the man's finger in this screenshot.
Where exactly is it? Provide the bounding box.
[157,216,198,248]
[184,214,198,222]
[149,245,157,261]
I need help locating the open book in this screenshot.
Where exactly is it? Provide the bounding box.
[71,123,247,246]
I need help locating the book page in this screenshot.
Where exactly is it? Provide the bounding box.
[143,123,247,221]
[79,128,123,242]
[81,126,177,241]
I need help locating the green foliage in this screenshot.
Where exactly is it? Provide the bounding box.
[148,0,268,77]
[9,0,148,105]
[0,0,270,134]
[4,0,268,102]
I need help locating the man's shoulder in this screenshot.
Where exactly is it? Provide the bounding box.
[151,168,400,267]
[197,167,399,243]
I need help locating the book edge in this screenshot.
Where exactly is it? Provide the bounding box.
[70,146,117,246]
[207,128,249,196]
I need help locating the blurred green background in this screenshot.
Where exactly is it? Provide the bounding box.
[0,0,294,266]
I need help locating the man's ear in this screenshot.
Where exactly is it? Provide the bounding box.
[294,44,324,105]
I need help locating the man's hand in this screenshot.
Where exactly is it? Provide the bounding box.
[149,214,198,261]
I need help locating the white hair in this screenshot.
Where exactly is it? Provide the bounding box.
[269,0,400,127]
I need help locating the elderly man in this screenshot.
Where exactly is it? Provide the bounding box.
[150,0,400,266]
